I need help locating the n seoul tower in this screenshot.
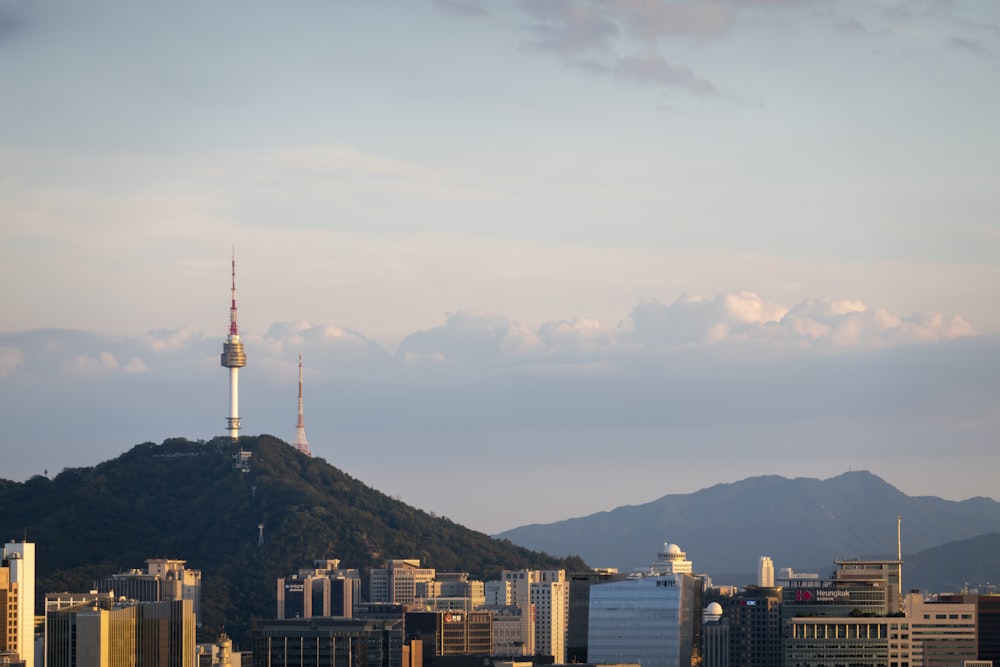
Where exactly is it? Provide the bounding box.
[220,251,246,440]
[294,352,312,456]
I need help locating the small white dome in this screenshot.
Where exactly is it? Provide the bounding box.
[706,602,723,616]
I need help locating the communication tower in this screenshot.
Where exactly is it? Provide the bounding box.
[294,352,312,456]
[220,250,246,440]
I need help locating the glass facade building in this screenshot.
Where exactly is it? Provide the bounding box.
[587,574,698,667]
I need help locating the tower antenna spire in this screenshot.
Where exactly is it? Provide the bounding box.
[220,248,246,440]
[229,246,239,336]
[294,352,312,456]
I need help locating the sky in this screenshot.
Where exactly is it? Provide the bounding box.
[1,0,998,536]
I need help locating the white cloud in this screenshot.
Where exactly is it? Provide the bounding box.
[0,346,22,377]
[143,325,204,353]
[122,357,149,373]
[61,351,119,374]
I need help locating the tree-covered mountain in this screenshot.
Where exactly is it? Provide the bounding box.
[496,471,1000,582]
[0,435,584,648]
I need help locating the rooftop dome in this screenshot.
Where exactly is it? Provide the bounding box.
[706,602,723,616]
[662,542,682,555]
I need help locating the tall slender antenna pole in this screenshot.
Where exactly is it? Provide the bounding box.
[294,352,312,456]
[897,515,903,610]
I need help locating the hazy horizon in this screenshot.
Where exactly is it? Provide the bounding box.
[2,0,998,534]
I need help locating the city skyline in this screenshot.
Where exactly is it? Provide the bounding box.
[1,1,998,534]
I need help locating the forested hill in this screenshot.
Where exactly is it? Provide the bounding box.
[0,435,583,648]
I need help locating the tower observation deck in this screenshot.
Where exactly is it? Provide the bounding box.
[220,252,246,439]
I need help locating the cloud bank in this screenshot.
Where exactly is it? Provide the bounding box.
[0,291,993,533]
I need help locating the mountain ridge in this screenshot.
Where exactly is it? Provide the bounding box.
[0,435,584,648]
[496,470,1000,577]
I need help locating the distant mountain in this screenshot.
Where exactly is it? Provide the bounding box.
[906,532,1000,594]
[0,436,584,649]
[495,471,1000,579]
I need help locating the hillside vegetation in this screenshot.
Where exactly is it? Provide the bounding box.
[0,436,583,647]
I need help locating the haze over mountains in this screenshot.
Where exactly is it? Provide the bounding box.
[4,436,999,650]
[497,471,1000,585]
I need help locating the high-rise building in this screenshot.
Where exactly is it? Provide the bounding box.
[728,586,782,667]
[416,573,485,612]
[96,558,202,617]
[404,611,492,667]
[47,597,195,667]
[220,251,246,440]
[1,541,34,667]
[498,570,567,662]
[587,574,700,667]
[0,562,19,662]
[937,593,1000,663]
[277,562,359,620]
[906,593,977,667]
[476,605,533,657]
[370,561,436,605]
[566,569,626,663]
[587,542,701,667]
[757,557,774,588]
[782,558,904,667]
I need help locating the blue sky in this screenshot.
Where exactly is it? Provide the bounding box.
[1,0,998,534]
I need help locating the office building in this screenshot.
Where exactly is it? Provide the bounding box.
[404,611,491,667]
[701,603,729,667]
[477,605,532,657]
[728,586,781,667]
[757,557,774,588]
[370,561,436,605]
[47,597,195,667]
[587,541,700,667]
[277,560,360,620]
[416,574,485,612]
[781,560,898,667]
[566,569,626,663]
[253,618,405,667]
[1,542,34,667]
[906,593,977,667]
[97,558,202,617]
[588,573,700,667]
[497,570,567,662]
[938,593,1000,662]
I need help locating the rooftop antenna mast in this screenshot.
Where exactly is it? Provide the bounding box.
[897,515,903,610]
[294,352,312,456]
[220,248,247,440]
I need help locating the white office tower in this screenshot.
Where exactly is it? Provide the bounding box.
[758,556,775,587]
[500,569,567,662]
[530,579,568,662]
[1,541,35,667]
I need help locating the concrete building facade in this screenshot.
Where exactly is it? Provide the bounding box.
[1,542,34,667]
